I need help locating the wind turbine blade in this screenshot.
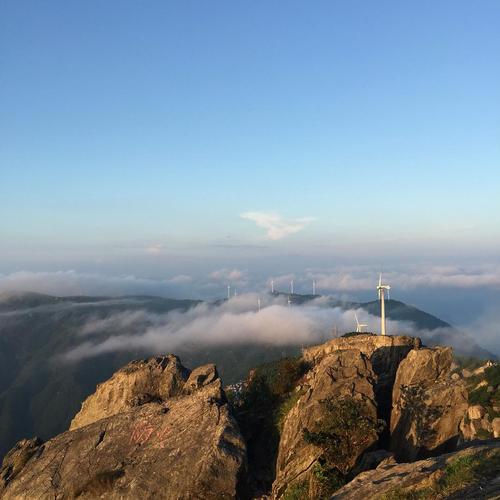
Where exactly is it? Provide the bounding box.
[354,312,359,325]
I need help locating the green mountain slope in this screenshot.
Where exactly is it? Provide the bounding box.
[0,291,494,460]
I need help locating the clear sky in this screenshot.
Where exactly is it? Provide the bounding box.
[1,1,499,277]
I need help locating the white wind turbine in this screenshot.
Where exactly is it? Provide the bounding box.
[354,312,368,333]
[227,285,231,300]
[290,280,294,295]
[377,273,391,336]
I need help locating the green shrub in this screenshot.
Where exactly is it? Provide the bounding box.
[380,450,500,499]
[441,454,477,490]
[341,331,375,338]
[311,461,346,497]
[231,356,310,494]
[276,391,302,431]
[485,365,500,387]
[468,385,491,405]
[303,397,379,476]
[283,480,309,500]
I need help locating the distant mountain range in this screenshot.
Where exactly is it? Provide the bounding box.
[0,290,494,459]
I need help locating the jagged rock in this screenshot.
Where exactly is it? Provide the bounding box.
[272,349,378,498]
[304,335,421,427]
[331,441,500,499]
[183,363,218,394]
[1,358,246,500]
[390,347,468,461]
[493,418,500,438]
[468,405,485,420]
[0,438,44,488]
[70,355,189,430]
[350,450,395,476]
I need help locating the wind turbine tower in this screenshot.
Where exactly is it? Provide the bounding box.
[312,280,316,296]
[354,312,368,333]
[227,285,230,300]
[290,280,294,295]
[377,274,391,335]
[271,279,274,294]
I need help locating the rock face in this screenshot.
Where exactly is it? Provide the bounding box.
[331,441,500,499]
[304,335,421,427]
[273,349,378,498]
[390,347,468,461]
[1,357,246,500]
[70,355,189,430]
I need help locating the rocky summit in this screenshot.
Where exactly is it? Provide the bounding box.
[1,333,499,499]
[1,358,246,499]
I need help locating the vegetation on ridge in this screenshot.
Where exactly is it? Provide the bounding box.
[300,397,380,498]
[380,448,500,499]
[228,356,309,494]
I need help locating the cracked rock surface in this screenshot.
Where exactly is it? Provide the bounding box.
[0,357,246,500]
[272,348,378,498]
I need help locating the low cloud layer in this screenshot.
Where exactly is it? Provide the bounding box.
[60,292,489,363]
[63,294,382,361]
[240,212,315,240]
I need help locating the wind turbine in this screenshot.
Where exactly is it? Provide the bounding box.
[227,285,231,300]
[271,279,275,294]
[377,273,391,336]
[354,312,368,333]
[312,280,316,296]
[290,280,294,295]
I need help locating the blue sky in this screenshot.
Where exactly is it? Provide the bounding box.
[1,1,499,285]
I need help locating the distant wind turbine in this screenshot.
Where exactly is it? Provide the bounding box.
[312,280,316,296]
[377,273,391,336]
[354,312,368,333]
[271,279,274,294]
[290,280,294,295]
[227,285,230,300]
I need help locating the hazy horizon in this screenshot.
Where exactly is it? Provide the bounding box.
[1,2,499,351]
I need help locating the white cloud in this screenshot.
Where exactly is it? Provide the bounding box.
[168,274,193,284]
[240,212,315,240]
[209,268,248,284]
[62,294,376,361]
[62,291,495,362]
[306,265,500,292]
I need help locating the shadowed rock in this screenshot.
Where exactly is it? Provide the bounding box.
[304,334,421,445]
[272,349,378,498]
[390,347,468,461]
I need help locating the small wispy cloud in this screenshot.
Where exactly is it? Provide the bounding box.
[240,212,315,240]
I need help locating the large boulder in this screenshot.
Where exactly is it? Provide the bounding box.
[272,349,379,498]
[1,357,246,499]
[304,335,421,426]
[390,347,468,461]
[70,355,189,430]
